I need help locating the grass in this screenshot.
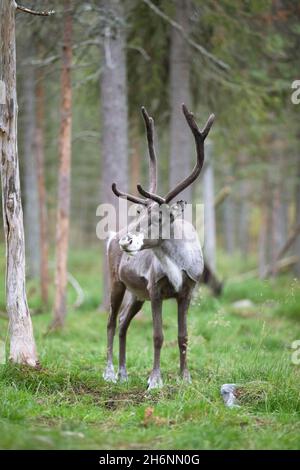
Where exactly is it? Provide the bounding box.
[0,246,300,449]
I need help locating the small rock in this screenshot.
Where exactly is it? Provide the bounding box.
[232,299,254,310]
[221,383,240,408]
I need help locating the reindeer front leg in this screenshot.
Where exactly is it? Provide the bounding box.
[103,281,125,383]
[177,289,193,383]
[148,294,164,389]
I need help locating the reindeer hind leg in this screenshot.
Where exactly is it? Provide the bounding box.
[118,294,144,382]
[103,281,126,383]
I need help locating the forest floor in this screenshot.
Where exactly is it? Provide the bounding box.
[0,247,300,450]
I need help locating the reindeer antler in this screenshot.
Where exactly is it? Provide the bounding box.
[112,183,147,206]
[112,105,215,206]
[141,107,157,193]
[111,106,159,206]
[164,105,215,203]
[137,104,215,204]
[136,184,165,204]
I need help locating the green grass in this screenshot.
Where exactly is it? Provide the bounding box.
[0,246,300,449]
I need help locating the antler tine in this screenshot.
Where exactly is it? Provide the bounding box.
[141,106,157,193]
[112,183,147,206]
[137,184,165,205]
[137,106,165,204]
[164,104,215,204]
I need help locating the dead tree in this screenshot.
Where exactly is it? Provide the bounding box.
[0,0,53,366]
[52,1,73,329]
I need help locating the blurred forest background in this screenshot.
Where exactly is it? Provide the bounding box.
[1,0,300,305]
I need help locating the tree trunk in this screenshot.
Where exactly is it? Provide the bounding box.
[169,0,192,202]
[0,0,38,366]
[222,167,235,254]
[269,144,288,276]
[23,40,40,278]
[294,153,300,276]
[52,2,73,328]
[203,141,216,270]
[100,0,128,310]
[35,64,49,305]
[237,179,250,257]
[130,119,141,195]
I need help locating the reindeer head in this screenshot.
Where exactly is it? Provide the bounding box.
[112,105,215,255]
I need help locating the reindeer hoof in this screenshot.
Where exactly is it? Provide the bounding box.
[147,371,163,390]
[118,367,128,383]
[181,369,192,384]
[103,365,117,383]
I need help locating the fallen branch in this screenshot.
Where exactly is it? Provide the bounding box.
[232,255,300,282]
[16,3,55,16]
[262,223,300,278]
[67,272,85,308]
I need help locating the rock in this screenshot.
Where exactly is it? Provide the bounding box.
[221,383,240,408]
[232,299,254,310]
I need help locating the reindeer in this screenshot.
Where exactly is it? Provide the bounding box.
[103,104,215,389]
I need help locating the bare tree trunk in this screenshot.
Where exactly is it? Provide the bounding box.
[0,0,38,366]
[269,146,288,276]
[294,153,300,276]
[169,0,192,202]
[23,40,40,278]
[258,202,269,278]
[52,2,73,329]
[35,64,49,305]
[222,167,235,254]
[130,119,141,194]
[223,195,235,254]
[100,0,128,310]
[237,178,250,257]
[259,178,273,278]
[203,141,216,270]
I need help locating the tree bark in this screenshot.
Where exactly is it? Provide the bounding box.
[294,153,300,276]
[203,141,216,270]
[237,178,250,257]
[35,64,49,305]
[52,2,73,328]
[169,0,192,202]
[23,39,40,278]
[100,0,128,310]
[222,168,235,254]
[130,119,141,195]
[0,0,38,366]
[269,143,288,276]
